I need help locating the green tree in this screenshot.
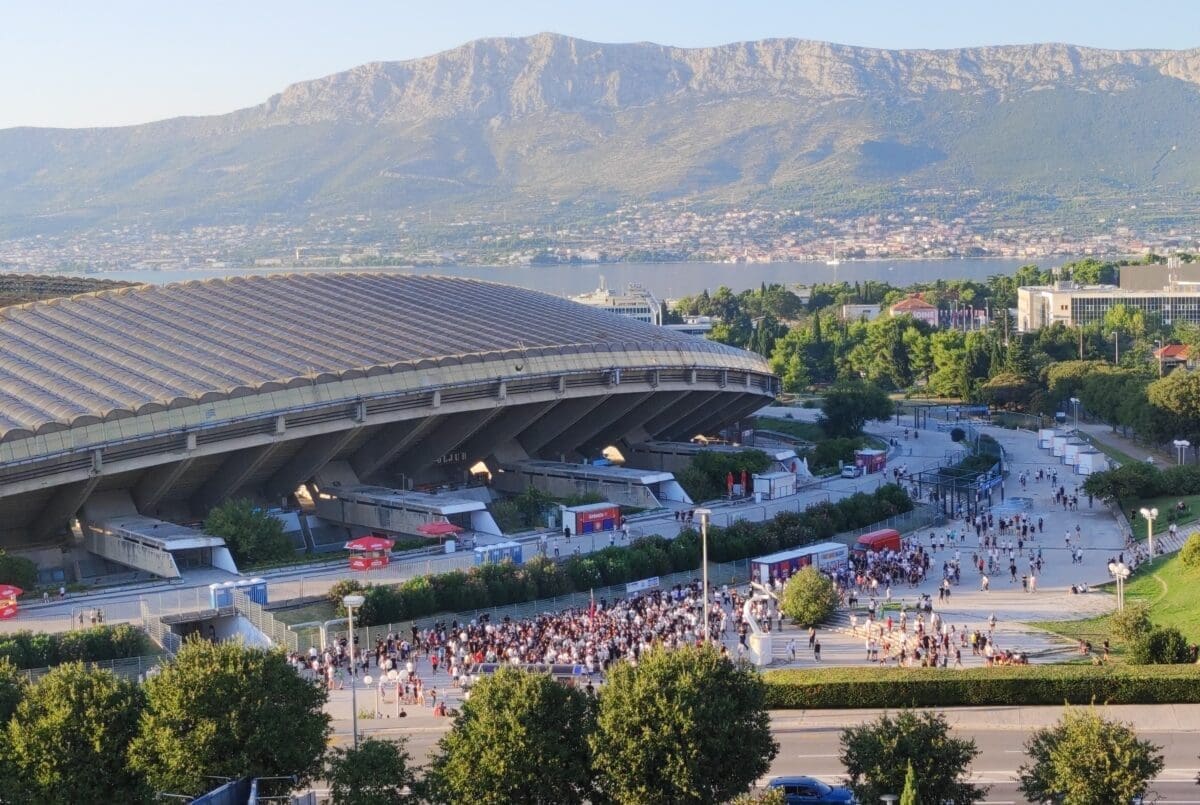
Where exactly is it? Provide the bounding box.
[203,498,293,565]
[976,372,1037,411]
[591,645,778,805]
[819,381,894,437]
[676,450,773,503]
[428,667,595,805]
[0,657,24,724]
[129,638,330,797]
[1017,707,1163,805]
[840,710,984,804]
[327,737,420,805]
[1181,532,1200,568]
[0,550,37,591]
[780,566,839,627]
[1147,368,1200,447]
[1128,626,1192,665]
[6,663,148,804]
[899,760,920,805]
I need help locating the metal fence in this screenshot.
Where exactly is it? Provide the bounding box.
[20,653,165,683]
[232,590,299,653]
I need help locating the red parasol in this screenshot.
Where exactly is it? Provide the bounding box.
[741,469,749,495]
[0,584,22,599]
[417,521,464,537]
[344,535,395,552]
[726,472,734,495]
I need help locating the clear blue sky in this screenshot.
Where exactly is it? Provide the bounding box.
[2,0,1197,129]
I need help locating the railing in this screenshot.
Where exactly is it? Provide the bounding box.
[138,599,182,656]
[232,590,299,653]
[19,653,165,683]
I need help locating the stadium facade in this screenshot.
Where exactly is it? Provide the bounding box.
[0,273,776,568]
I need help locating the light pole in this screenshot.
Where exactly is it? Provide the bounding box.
[343,593,365,749]
[1069,397,1081,434]
[1113,330,1120,365]
[1139,507,1158,558]
[694,507,712,645]
[1109,561,1130,611]
[1155,339,1164,378]
[1174,439,1191,466]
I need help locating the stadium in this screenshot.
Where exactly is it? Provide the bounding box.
[0,273,776,578]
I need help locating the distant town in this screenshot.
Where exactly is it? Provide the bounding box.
[3,196,1199,274]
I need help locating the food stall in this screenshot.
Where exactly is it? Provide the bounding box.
[345,534,395,571]
[0,584,21,620]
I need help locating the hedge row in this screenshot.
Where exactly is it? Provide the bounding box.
[763,664,1200,709]
[343,484,914,626]
[0,624,148,670]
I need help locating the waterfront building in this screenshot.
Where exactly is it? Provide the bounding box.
[1017,281,1200,331]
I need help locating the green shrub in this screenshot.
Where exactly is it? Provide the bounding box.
[0,550,38,591]
[0,625,148,670]
[1109,602,1152,642]
[327,578,365,609]
[763,665,1200,709]
[1180,533,1200,569]
[203,499,293,566]
[1129,626,1193,665]
[780,566,839,627]
[949,427,966,442]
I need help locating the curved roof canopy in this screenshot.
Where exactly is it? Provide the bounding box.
[0,272,768,439]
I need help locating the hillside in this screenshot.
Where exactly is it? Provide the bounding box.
[2,33,1200,237]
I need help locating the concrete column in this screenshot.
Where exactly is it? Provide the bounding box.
[133,457,196,513]
[688,394,768,440]
[350,417,442,479]
[32,475,101,540]
[191,442,286,514]
[542,391,655,459]
[641,390,722,440]
[661,392,734,442]
[516,396,611,455]
[390,408,505,478]
[263,427,361,500]
[456,401,558,463]
[580,390,690,454]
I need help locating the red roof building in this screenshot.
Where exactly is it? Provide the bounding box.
[889,295,939,327]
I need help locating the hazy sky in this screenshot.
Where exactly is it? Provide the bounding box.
[2,1,1197,129]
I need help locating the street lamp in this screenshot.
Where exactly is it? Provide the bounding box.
[1069,397,1081,434]
[1138,507,1158,558]
[694,508,712,645]
[1155,339,1164,378]
[1174,439,1191,466]
[343,593,365,749]
[1108,561,1131,611]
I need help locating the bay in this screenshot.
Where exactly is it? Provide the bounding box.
[69,257,1054,299]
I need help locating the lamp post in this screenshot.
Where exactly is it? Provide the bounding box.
[1109,561,1131,611]
[1139,507,1158,558]
[1069,397,1081,434]
[343,593,365,749]
[1174,439,1191,466]
[694,507,712,645]
[1155,339,1164,378]
[1113,330,1120,365]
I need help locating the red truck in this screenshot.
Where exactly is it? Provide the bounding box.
[852,528,902,557]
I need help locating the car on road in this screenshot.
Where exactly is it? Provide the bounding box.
[766,775,857,804]
[840,465,863,478]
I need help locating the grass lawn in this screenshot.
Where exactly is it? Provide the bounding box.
[1119,493,1200,536]
[1029,552,1200,657]
[1075,431,1139,466]
[271,599,337,627]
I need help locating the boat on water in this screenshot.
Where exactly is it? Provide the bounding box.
[824,258,842,266]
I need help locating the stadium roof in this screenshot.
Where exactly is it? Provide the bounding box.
[0,272,768,441]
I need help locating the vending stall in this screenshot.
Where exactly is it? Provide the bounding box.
[854,448,888,474]
[752,471,797,501]
[561,502,621,536]
[345,534,395,571]
[0,584,21,620]
[1038,428,1057,449]
[750,543,849,585]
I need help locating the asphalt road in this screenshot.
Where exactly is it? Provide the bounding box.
[340,714,1200,804]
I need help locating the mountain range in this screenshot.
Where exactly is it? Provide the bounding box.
[3,33,1200,237]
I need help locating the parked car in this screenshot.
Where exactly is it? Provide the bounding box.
[840,464,863,478]
[766,776,857,804]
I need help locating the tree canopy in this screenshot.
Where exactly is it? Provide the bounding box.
[203,498,293,565]
[780,566,839,627]
[327,737,420,805]
[819,381,894,438]
[840,709,984,804]
[428,667,595,805]
[6,663,148,805]
[129,638,330,797]
[590,645,778,804]
[1017,707,1163,805]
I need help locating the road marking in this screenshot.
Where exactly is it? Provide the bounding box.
[795,753,839,758]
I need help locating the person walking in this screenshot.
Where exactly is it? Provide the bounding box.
[813,639,822,661]
[786,638,797,662]
[980,574,990,591]
[808,626,817,650]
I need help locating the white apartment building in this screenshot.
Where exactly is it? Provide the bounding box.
[570,279,662,325]
[1017,280,1200,332]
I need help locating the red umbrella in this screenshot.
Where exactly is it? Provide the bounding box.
[741,469,749,495]
[726,472,734,495]
[417,521,464,537]
[0,584,22,599]
[345,535,395,552]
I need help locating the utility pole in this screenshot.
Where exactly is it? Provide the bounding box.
[1078,327,1083,360]
[1113,330,1119,365]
